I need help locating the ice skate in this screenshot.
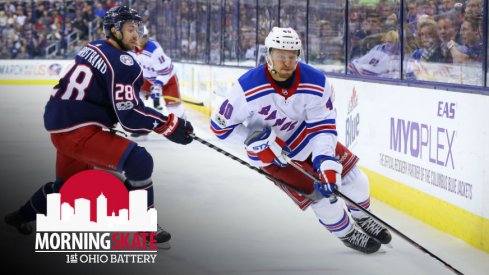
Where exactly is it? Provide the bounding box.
[153,100,163,111]
[355,216,392,245]
[340,226,381,254]
[142,224,171,249]
[4,210,33,235]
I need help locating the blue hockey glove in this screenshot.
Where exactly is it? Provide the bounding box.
[150,84,162,100]
[313,156,343,201]
[244,128,288,167]
[154,113,194,145]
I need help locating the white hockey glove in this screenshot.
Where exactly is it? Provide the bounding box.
[313,156,343,202]
[150,83,162,100]
[244,128,288,167]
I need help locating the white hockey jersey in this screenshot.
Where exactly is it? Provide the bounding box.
[348,43,400,78]
[129,40,175,86]
[211,63,337,168]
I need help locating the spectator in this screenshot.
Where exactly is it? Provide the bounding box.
[439,0,456,13]
[436,15,459,63]
[51,9,63,25]
[0,10,7,28]
[47,23,62,42]
[65,43,77,59]
[16,45,30,59]
[0,45,10,59]
[34,18,47,32]
[95,3,106,18]
[349,29,367,60]
[464,0,482,18]
[406,0,418,25]
[72,12,89,40]
[456,17,482,63]
[2,24,15,40]
[416,0,436,18]
[33,32,48,57]
[406,19,445,80]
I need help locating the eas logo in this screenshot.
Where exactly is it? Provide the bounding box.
[35,170,158,264]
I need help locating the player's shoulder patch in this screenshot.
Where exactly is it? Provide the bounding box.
[120,54,134,66]
[214,113,227,128]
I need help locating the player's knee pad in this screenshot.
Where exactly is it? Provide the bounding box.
[341,166,370,202]
[341,166,371,218]
[123,146,154,182]
[311,197,346,221]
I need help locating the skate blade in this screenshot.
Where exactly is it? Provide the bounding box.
[384,243,393,249]
[377,247,387,253]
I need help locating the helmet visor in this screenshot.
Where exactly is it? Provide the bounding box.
[269,50,299,63]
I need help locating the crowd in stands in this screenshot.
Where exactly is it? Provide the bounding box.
[1,0,486,86]
[0,0,120,59]
[346,0,484,84]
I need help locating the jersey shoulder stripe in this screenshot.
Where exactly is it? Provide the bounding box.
[239,65,275,102]
[144,40,159,53]
[298,62,326,87]
[243,83,275,102]
[296,83,324,97]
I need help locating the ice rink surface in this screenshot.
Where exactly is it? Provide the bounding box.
[0,85,488,275]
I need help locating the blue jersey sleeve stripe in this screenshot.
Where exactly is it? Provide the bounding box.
[210,120,236,139]
[306,119,336,128]
[246,90,275,102]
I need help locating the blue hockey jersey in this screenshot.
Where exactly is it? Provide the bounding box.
[44,40,166,134]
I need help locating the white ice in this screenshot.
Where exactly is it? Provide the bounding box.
[0,85,487,275]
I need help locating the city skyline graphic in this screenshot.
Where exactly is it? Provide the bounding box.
[37,190,157,232]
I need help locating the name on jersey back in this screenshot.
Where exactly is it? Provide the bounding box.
[78,47,107,74]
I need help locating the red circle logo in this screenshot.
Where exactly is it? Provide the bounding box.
[59,170,128,222]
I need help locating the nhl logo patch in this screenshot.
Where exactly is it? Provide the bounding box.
[120,55,134,66]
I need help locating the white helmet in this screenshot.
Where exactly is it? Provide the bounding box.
[264,27,302,53]
[264,27,302,74]
[142,25,149,37]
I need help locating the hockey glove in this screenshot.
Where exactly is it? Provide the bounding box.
[313,156,343,201]
[244,128,288,167]
[150,83,162,100]
[154,113,194,145]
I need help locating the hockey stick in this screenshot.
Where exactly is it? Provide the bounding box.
[190,134,318,200]
[163,95,205,106]
[283,156,463,275]
[191,134,463,274]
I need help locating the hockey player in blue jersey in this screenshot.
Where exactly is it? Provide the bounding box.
[4,6,194,245]
[210,27,391,254]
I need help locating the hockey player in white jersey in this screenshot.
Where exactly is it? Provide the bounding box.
[348,30,400,78]
[210,27,391,254]
[130,26,186,118]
